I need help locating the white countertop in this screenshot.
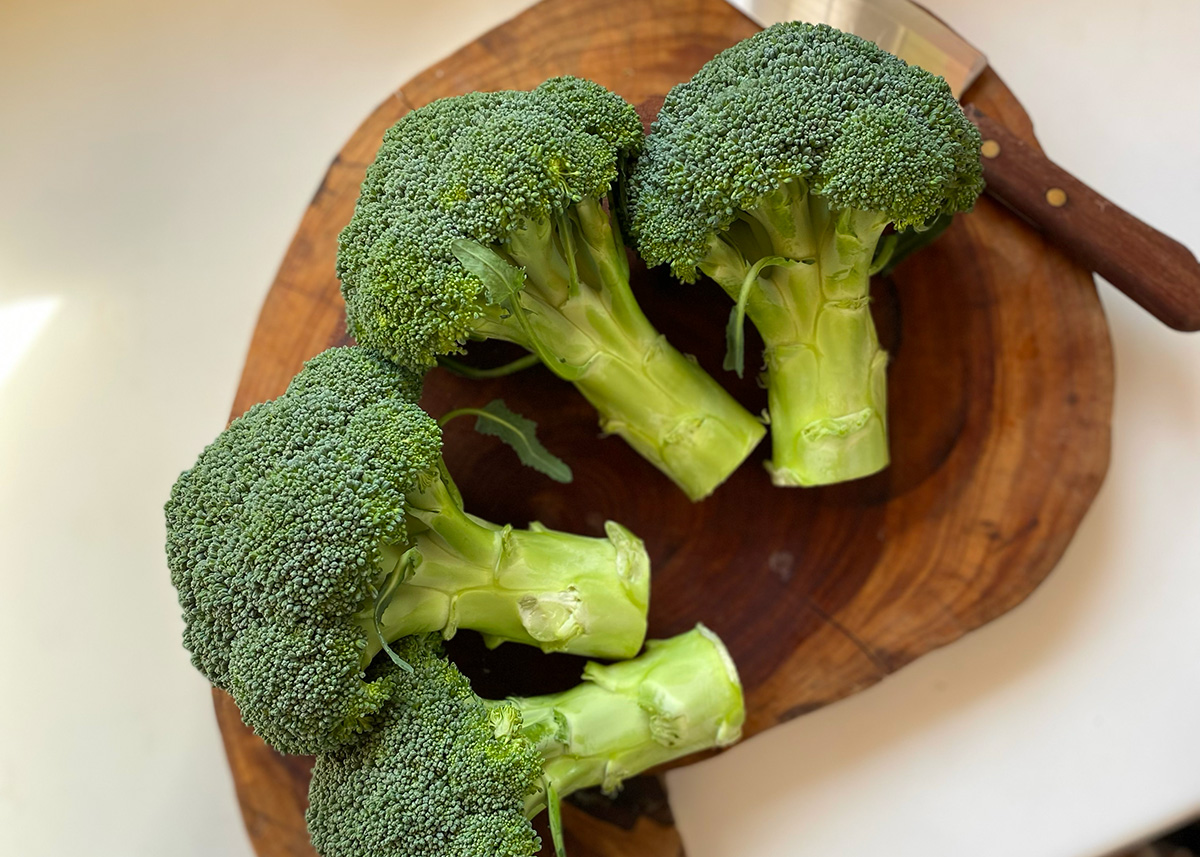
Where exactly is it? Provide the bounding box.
[1,1,1197,855]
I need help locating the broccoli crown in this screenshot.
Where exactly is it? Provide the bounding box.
[306,636,544,857]
[164,347,439,754]
[337,76,644,369]
[627,22,985,280]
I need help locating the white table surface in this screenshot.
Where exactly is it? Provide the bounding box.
[1,1,1197,855]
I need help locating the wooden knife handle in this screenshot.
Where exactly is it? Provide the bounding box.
[964,104,1200,331]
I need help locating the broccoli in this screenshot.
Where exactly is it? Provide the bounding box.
[337,76,766,501]
[305,625,744,857]
[164,346,649,755]
[627,23,984,486]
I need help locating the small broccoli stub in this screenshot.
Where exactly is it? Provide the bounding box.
[305,626,745,857]
[337,76,765,501]
[627,23,983,487]
[165,346,649,755]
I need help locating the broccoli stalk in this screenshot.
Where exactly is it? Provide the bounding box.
[165,346,650,755]
[338,77,765,501]
[462,194,765,500]
[367,482,649,662]
[628,23,984,487]
[305,625,744,857]
[700,182,890,484]
[509,624,745,818]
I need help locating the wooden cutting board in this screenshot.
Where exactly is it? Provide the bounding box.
[211,0,1114,853]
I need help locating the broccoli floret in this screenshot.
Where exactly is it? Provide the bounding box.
[338,76,765,501]
[165,346,649,755]
[627,23,984,487]
[305,625,744,857]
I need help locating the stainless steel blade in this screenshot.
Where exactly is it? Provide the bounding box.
[727,0,987,98]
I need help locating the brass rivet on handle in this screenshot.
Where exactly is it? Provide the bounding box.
[1045,187,1068,207]
[980,140,1001,159]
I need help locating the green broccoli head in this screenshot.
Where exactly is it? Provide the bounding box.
[165,347,438,753]
[305,626,745,857]
[627,21,984,282]
[167,346,652,753]
[337,76,644,369]
[337,76,766,502]
[305,636,544,857]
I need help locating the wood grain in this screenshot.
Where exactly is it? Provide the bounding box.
[212,0,1114,854]
[965,104,1200,331]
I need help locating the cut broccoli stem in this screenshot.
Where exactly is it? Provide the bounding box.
[498,197,766,501]
[359,471,650,662]
[575,339,765,501]
[498,624,745,817]
[702,180,890,486]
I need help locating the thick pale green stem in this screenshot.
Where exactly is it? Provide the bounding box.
[570,318,765,501]
[503,625,744,816]
[761,291,889,486]
[358,477,650,661]
[504,199,765,501]
[703,182,890,486]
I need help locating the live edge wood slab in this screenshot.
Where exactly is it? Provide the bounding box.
[212,0,1114,853]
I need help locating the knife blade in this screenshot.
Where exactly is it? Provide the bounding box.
[720,0,1200,331]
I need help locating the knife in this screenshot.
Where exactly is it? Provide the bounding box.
[715,0,1200,332]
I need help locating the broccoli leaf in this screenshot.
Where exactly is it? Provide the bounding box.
[873,212,956,277]
[451,239,586,381]
[471,400,573,484]
[451,238,527,308]
[440,399,573,484]
[438,353,541,380]
[373,548,422,673]
[724,256,790,378]
[546,778,567,857]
